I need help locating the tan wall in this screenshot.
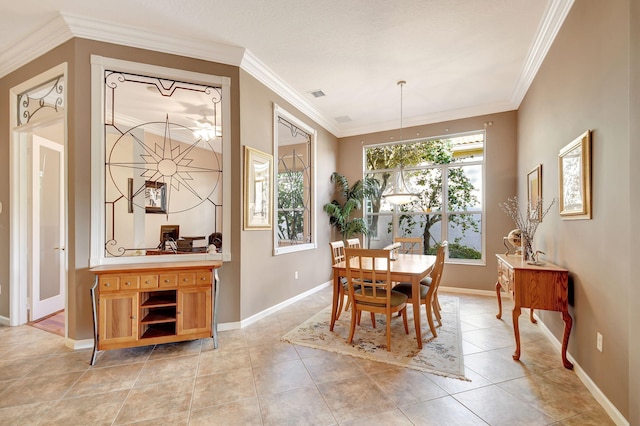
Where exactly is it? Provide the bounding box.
[518,0,632,419]
[338,111,518,291]
[630,0,640,422]
[238,69,338,319]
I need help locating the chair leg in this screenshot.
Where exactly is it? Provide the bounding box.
[345,295,352,312]
[386,314,392,351]
[433,299,442,326]
[336,287,345,320]
[425,300,438,338]
[401,308,409,334]
[348,308,358,344]
[370,312,376,328]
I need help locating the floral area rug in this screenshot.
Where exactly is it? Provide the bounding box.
[281,295,467,380]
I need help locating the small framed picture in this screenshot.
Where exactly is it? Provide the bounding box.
[527,164,542,221]
[145,181,166,214]
[244,146,273,230]
[559,130,592,220]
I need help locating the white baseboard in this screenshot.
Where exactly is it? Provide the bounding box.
[0,315,10,326]
[65,338,94,351]
[533,316,629,426]
[236,281,331,329]
[439,286,496,297]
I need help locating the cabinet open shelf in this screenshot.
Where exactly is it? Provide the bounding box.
[140,308,176,324]
[141,291,177,308]
[141,323,176,339]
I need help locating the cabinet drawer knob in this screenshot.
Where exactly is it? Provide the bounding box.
[145,280,150,284]
[131,315,136,319]
[164,279,170,283]
[125,282,131,286]
[200,277,206,281]
[183,279,189,282]
[104,283,110,287]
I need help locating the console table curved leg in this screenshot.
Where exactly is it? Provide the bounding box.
[512,306,521,360]
[90,277,98,366]
[212,269,221,349]
[561,311,574,369]
[495,281,503,319]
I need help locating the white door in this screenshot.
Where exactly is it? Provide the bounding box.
[30,135,65,321]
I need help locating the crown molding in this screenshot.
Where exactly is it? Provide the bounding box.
[510,0,575,106]
[62,13,245,66]
[240,51,340,136]
[0,15,73,79]
[339,100,516,138]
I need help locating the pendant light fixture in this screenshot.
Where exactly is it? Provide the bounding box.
[382,80,420,205]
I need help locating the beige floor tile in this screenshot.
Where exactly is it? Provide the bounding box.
[341,409,413,426]
[209,329,247,350]
[0,356,42,381]
[555,407,616,425]
[498,371,605,421]
[43,389,129,425]
[197,346,251,377]
[248,341,300,367]
[121,411,190,425]
[453,385,555,425]
[463,325,517,351]
[302,351,363,384]
[65,362,144,397]
[463,347,537,383]
[114,378,193,424]
[253,358,315,395]
[191,367,256,410]
[369,367,447,407]
[402,395,487,425]
[148,339,202,360]
[96,346,153,367]
[27,350,92,378]
[427,366,492,394]
[0,371,83,408]
[189,398,262,426]
[317,375,396,423]
[259,386,335,426]
[135,354,199,387]
[0,401,55,426]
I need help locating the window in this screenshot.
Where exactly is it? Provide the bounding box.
[273,104,316,255]
[364,132,485,263]
[90,56,231,265]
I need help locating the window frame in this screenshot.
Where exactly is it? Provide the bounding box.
[364,130,486,265]
[272,104,317,255]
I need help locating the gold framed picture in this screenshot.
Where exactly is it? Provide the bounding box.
[244,146,273,230]
[527,164,542,221]
[558,130,592,220]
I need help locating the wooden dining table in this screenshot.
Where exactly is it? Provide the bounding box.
[331,253,437,349]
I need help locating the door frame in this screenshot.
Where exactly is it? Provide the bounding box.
[9,63,68,331]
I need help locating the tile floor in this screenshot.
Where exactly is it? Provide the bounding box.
[0,287,614,425]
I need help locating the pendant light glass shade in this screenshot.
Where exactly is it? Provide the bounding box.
[382,80,419,205]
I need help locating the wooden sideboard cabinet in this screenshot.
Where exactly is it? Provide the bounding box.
[90,260,222,365]
[495,254,573,369]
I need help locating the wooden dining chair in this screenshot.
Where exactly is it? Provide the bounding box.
[393,241,447,338]
[344,248,409,351]
[394,237,423,254]
[330,241,348,320]
[346,238,361,248]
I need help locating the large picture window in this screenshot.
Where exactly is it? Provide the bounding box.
[364,132,485,263]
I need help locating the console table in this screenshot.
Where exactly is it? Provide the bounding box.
[495,254,573,369]
[90,260,222,365]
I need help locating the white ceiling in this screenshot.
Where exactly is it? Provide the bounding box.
[0,0,574,138]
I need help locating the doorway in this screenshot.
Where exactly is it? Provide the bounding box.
[9,64,68,335]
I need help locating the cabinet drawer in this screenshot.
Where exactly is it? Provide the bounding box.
[120,275,140,290]
[159,273,178,288]
[195,270,212,285]
[99,276,120,292]
[178,272,196,287]
[140,274,159,289]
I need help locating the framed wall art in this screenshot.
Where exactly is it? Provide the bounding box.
[558,130,592,220]
[244,146,273,230]
[527,164,542,220]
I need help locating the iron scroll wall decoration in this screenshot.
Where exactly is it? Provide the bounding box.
[17,76,65,126]
[104,70,223,257]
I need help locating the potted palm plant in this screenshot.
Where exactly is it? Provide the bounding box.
[323,172,380,240]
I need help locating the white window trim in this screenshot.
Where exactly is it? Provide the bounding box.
[272,103,317,255]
